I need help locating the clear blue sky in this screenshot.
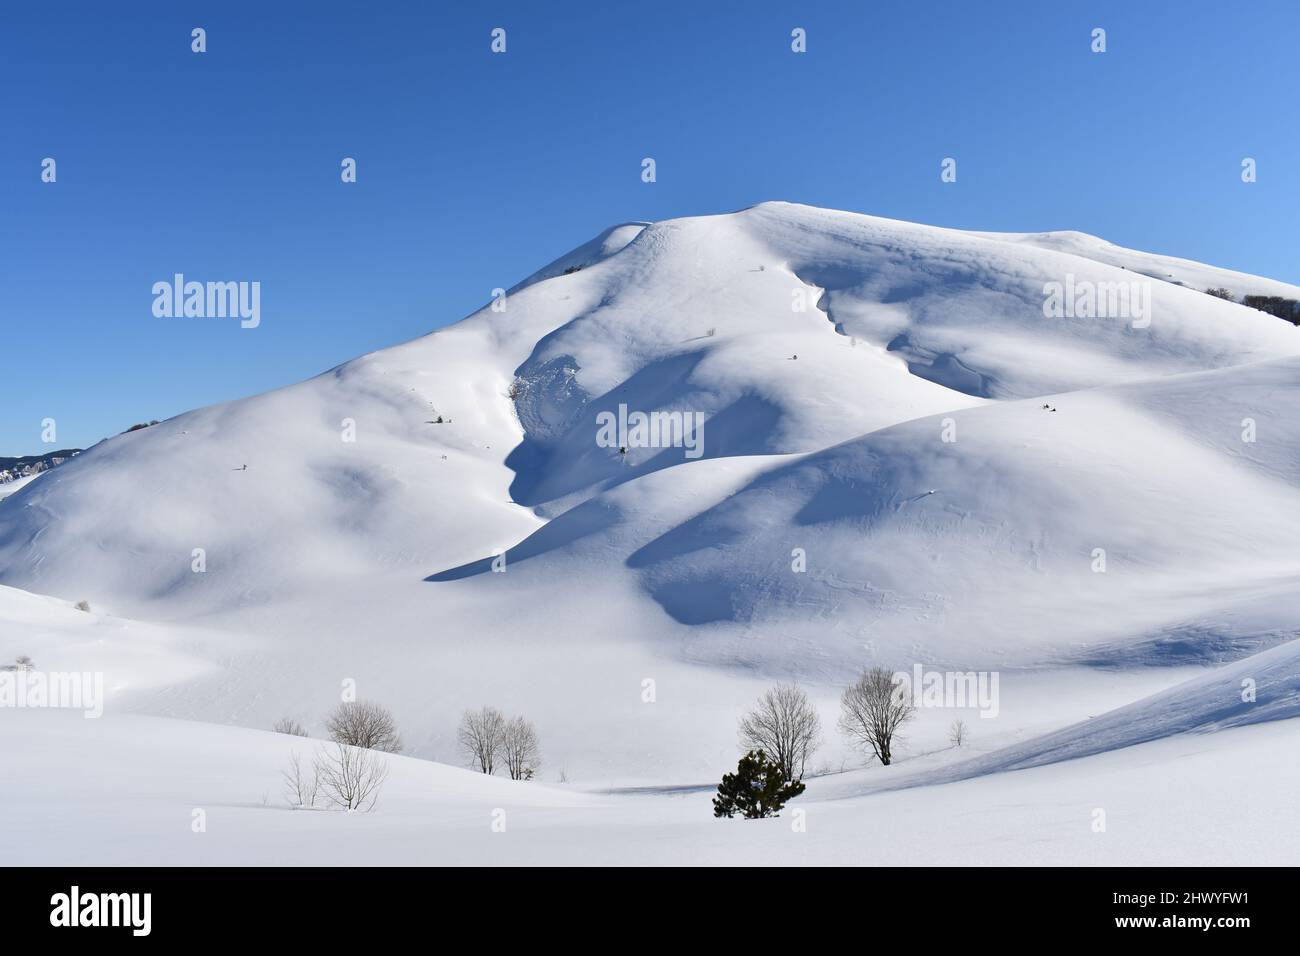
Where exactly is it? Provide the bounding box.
[2,0,1296,454]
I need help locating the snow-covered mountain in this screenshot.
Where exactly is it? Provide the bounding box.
[0,449,80,490]
[3,203,1299,862]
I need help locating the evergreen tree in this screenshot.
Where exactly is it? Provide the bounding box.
[712,749,806,819]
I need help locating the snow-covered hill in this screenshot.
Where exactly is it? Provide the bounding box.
[5,204,1298,607]
[2,203,1298,862]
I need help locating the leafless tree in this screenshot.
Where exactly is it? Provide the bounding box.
[14,655,33,671]
[838,666,914,766]
[324,700,402,753]
[273,717,308,737]
[949,718,967,748]
[738,683,822,782]
[501,715,541,780]
[282,751,319,808]
[315,743,389,811]
[457,706,506,774]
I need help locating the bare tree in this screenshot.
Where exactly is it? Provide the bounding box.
[738,683,822,782]
[315,743,389,811]
[14,655,33,671]
[501,715,541,780]
[949,718,967,748]
[324,700,402,753]
[457,706,506,774]
[838,666,914,766]
[273,717,308,737]
[282,751,319,808]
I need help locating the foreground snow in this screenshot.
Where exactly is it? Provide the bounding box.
[3,707,1295,866]
[2,567,1297,865]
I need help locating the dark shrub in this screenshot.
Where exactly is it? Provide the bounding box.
[712,750,805,819]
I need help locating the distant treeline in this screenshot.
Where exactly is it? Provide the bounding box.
[1206,287,1300,325]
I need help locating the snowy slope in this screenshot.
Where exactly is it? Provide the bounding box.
[0,584,218,698]
[796,634,1300,805]
[982,227,1300,302]
[617,356,1300,668]
[1,201,1298,800]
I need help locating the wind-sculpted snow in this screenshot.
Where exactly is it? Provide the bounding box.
[820,637,1300,800]
[627,358,1300,666]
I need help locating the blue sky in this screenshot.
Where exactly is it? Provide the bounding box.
[2,0,1296,454]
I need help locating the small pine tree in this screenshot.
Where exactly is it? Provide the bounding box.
[712,750,805,819]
